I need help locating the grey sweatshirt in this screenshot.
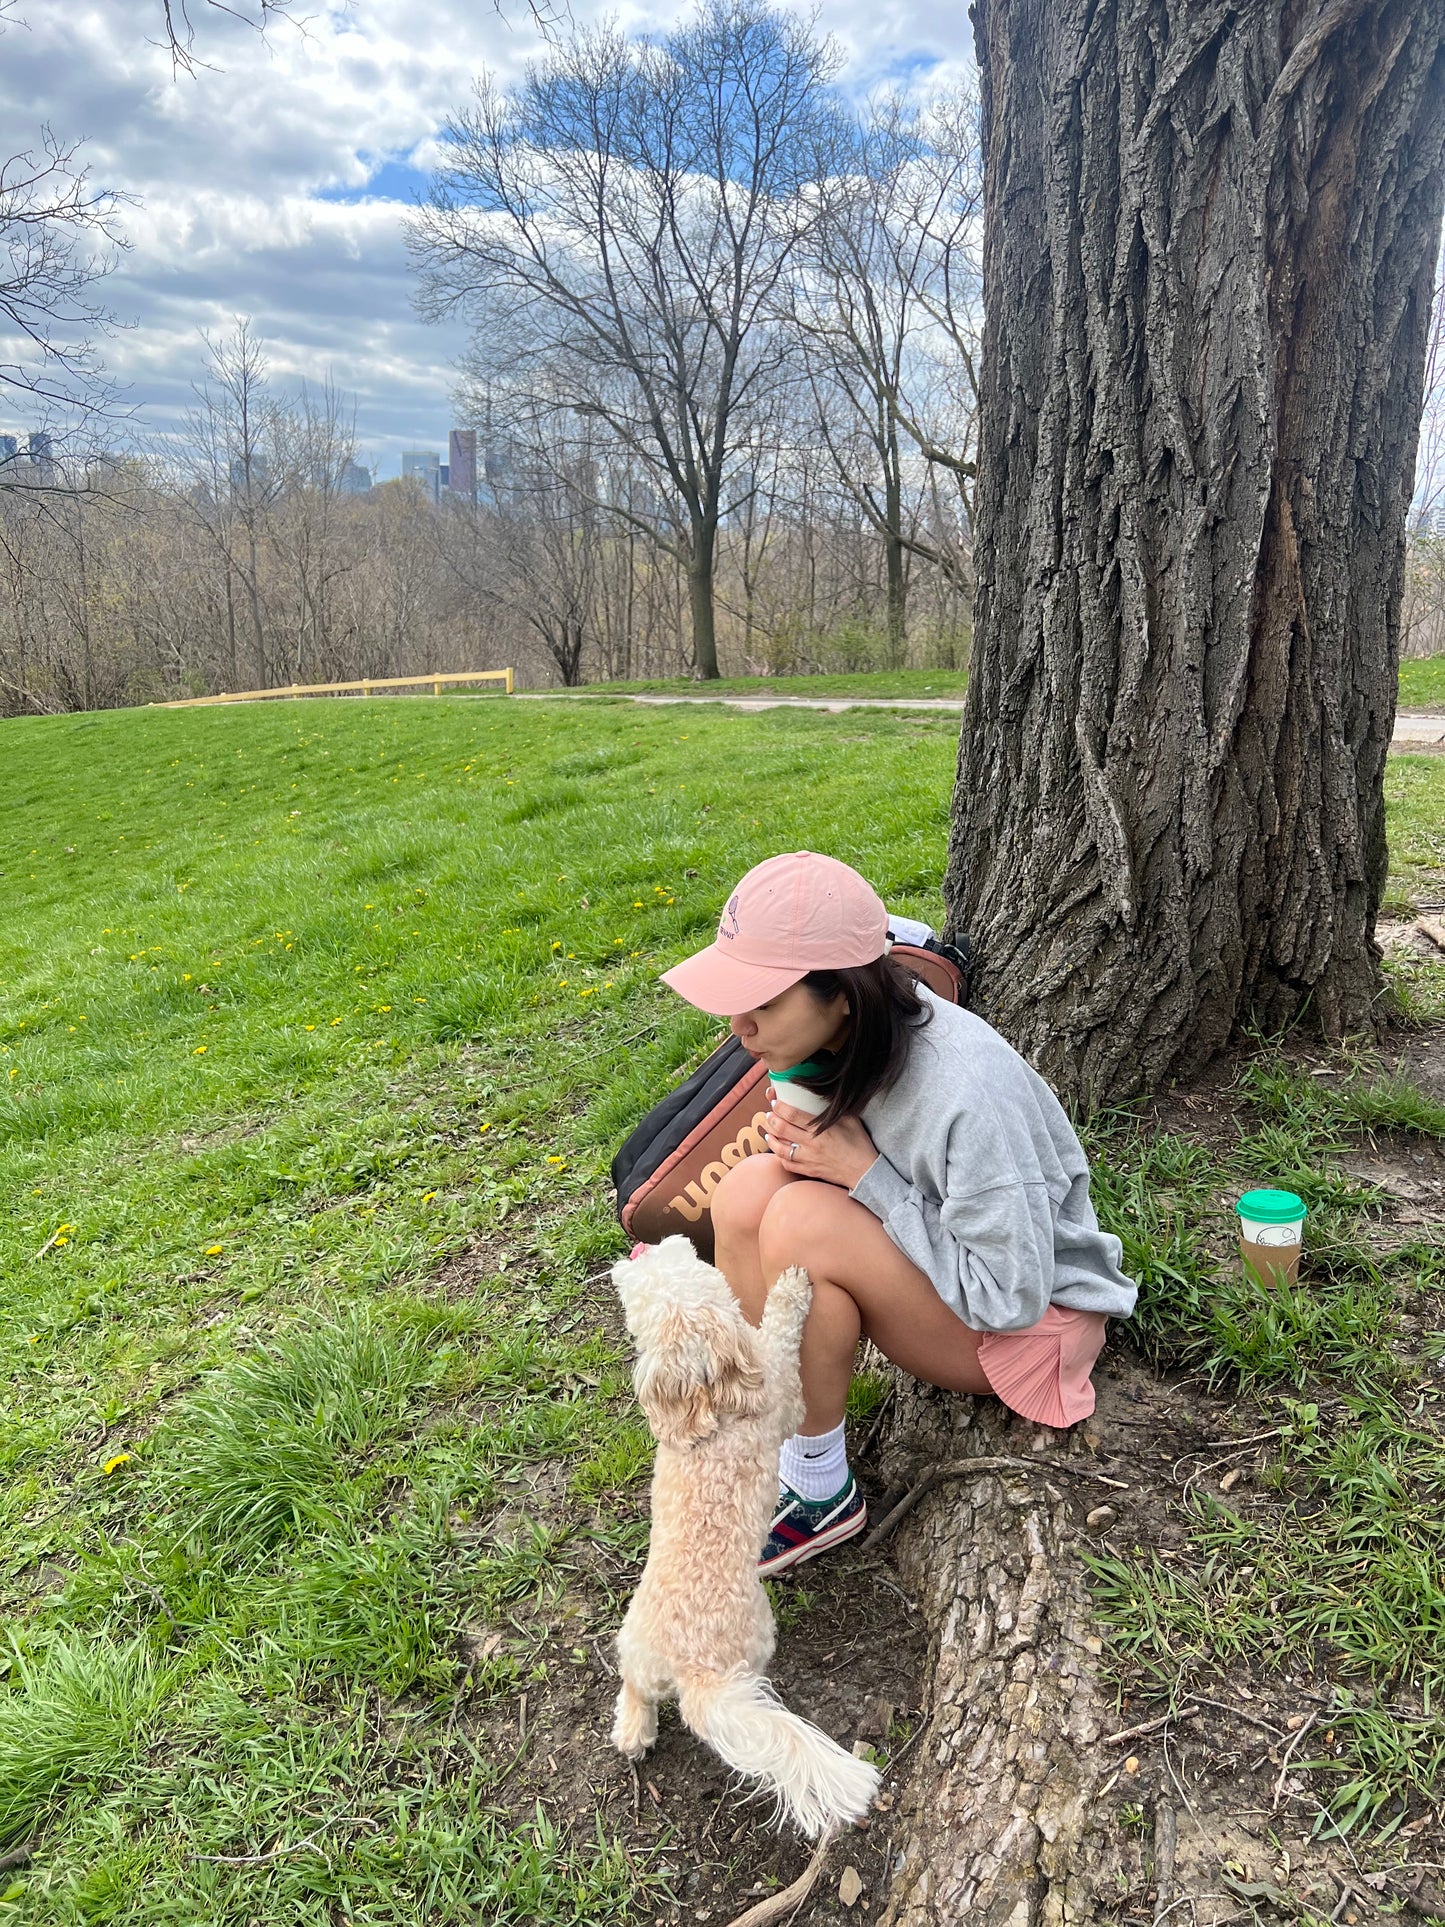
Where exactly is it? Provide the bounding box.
[850,989,1137,1332]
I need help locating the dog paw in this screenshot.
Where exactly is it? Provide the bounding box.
[769,1265,812,1325]
[611,1687,658,1758]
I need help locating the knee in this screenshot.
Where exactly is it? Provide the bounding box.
[711,1153,789,1246]
[757,1178,843,1269]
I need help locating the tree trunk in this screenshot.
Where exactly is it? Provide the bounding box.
[945,0,1445,1110]
[884,449,908,668]
[689,518,721,679]
[877,1385,1128,1925]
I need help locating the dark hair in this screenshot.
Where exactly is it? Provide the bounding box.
[794,956,932,1131]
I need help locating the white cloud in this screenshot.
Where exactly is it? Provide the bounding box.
[0,0,973,473]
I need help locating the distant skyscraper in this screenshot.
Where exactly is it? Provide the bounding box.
[24,431,55,482]
[0,434,17,470]
[448,428,478,503]
[402,449,441,504]
[339,459,373,496]
[228,451,271,497]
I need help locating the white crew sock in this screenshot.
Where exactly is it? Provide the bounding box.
[779,1420,849,1503]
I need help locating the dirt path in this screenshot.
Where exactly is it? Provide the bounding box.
[516,689,1445,749]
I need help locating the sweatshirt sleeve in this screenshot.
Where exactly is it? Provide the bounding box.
[849,1152,1055,1332]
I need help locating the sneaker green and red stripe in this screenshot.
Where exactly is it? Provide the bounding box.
[758,1475,866,1575]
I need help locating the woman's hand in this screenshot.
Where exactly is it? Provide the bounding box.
[762,1097,879,1190]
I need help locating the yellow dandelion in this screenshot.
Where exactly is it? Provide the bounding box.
[193,1045,207,1055]
[421,1190,437,1203]
[205,1244,224,1256]
[479,1122,491,1133]
[546,1155,565,1165]
[102,1452,131,1476]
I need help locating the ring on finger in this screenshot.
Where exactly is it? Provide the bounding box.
[788,1141,798,1161]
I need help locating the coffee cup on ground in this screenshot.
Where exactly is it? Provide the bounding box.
[1236,1188,1307,1289]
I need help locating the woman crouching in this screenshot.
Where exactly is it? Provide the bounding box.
[659,850,1138,1574]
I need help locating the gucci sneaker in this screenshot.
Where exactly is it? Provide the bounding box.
[758,1475,866,1575]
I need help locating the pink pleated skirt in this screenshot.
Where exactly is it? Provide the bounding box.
[976,1305,1109,1429]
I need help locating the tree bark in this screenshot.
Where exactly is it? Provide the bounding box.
[945,0,1445,1110]
[877,1386,1128,1926]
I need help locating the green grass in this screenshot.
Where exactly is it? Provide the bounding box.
[1398,655,1445,706]
[2,691,1443,1902]
[0,695,960,1920]
[1381,754,1445,915]
[573,656,1443,706]
[574,669,970,700]
[1081,1059,1445,1836]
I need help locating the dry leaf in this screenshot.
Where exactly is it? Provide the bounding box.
[838,1866,864,1907]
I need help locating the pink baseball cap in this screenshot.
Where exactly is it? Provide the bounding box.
[660,852,888,1016]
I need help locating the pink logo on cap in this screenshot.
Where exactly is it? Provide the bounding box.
[659,852,888,1017]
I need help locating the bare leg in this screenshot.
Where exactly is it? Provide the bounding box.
[712,1152,798,1327]
[711,1155,994,1439]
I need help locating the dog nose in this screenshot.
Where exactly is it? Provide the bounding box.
[629,1241,651,1261]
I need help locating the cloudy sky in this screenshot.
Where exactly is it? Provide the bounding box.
[0,0,970,479]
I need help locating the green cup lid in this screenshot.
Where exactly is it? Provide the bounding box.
[1236,1188,1307,1224]
[770,1061,825,1082]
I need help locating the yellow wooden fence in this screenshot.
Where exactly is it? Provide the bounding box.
[155,669,514,709]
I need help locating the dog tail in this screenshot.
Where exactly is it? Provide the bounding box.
[678,1671,880,1838]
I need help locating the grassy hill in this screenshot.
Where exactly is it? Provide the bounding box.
[2,697,1443,1922]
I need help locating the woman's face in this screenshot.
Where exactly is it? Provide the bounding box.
[729,980,849,1071]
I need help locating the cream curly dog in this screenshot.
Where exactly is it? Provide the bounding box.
[610,1235,879,1837]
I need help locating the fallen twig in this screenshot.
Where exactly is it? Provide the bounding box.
[861,1455,1129,1552]
[1152,1801,1177,1925]
[1272,1710,1321,1813]
[722,1828,839,1927]
[1099,1707,1199,1747]
[856,1385,897,1462]
[1183,1693,1287,1739]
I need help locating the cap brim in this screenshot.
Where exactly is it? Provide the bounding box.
[659,944,807,1017]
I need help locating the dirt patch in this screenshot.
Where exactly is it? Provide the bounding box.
[448,1465,928,1923]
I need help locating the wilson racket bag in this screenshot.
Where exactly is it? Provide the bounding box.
[612,922,969,1262]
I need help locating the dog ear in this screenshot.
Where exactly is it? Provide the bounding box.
[634,1303,766,1447]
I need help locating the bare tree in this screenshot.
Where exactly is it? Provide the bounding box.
[410,0,843,679]
[791,87,983,661]
[0,132,125,482]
